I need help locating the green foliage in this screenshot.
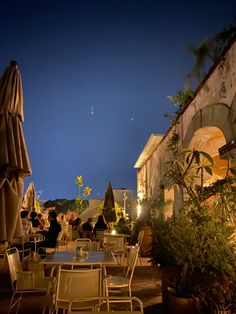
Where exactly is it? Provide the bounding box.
[152,144,236,307]
[43,198,77,213]
[165,148,214,211]
[165,23,236,126]
[187,24,236,82]
[75,175,92,214]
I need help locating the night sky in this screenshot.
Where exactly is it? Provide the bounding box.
[0,0,235,201]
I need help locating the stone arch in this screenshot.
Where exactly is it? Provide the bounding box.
[183,103,236,148]
[231,91,236,114]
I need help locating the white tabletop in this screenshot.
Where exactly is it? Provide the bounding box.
[40,250,117,266]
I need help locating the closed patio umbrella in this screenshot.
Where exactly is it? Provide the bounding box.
[0,61,32,241]
[22,181,36,212]
[102,182,117,223]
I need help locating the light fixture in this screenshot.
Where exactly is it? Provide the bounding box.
[137,191,144,201]
[137,204,141,218]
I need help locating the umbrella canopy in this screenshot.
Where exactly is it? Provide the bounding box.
[22,181,36,211]
[102,182,117,223]
[0,61,32,241]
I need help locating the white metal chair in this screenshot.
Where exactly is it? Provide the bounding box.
[37,230,65,256]
[66,238,93,252]
[6,247,55,314]
[75,238,92,251]
[75,238,99,251]
[126,230,144,265]
[103,234,126,265]
[103,245,139,298]
[95,229,105,249]
[53,266,101,313]
[67,296,144,314]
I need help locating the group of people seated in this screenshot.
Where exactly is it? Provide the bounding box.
[72,214,131,241]
[11,209,132,257]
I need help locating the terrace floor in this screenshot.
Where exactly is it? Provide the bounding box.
[0,257,166,314]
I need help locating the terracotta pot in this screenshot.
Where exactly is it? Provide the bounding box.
[168,292,199,314]
[139,225,152,257]
[161,266,178,308]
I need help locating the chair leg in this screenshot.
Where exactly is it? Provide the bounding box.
[128,286,133,311]
[8,292,22,314]
[138,253,142,266]
[42,289,50,314]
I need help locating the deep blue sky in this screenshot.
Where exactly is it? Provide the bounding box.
[0,0,235,201]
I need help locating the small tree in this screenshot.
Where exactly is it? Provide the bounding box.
[75,175,92,215]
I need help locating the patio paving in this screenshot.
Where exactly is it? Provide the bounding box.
[0,257,166,313]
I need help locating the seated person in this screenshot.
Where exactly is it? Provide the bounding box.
[81,217,95,240]
[93,215,108,237]
[72,217,83,239]
[10,210,34,257]
[21,210,34,237]
[116,217,131,236]
[30,210,41,228]
[37,213,46,230]
[37,211,61,249]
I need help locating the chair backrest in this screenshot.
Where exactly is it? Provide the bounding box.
[103,234,125,252]
[66,240,98,252]
[137,230,144,247]
[125,245,139,280]
[75,238,92,251]
[96,229,105,238]
[56,267,101,305]
[67,296,144,314]
[57,231,64,242]
[66,241,77,251]
[6,247,23,288]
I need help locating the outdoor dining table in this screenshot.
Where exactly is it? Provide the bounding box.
[39,250,117,267]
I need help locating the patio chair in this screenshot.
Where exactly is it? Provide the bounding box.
[75,238,100,251]
[95,229,105,249]
[103,234,126,265]
[67,296,144,313]
[6,247,55,314]
[53,266,101,313]
[126,230,144,265]
[103,245,139,299]
[37,230,65,256]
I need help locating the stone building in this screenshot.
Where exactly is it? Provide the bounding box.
[135,37,236,217]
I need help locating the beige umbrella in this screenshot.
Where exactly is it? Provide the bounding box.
[22,181,36,211]
[102,182,117,223]
[0,61,32,241]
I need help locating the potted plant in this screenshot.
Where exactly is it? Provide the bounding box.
[151,141,236,313]
[200,275,236,314]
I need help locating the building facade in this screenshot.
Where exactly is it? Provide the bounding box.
[135,38,236,217]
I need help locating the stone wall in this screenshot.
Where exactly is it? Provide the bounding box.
[136,39,236,210]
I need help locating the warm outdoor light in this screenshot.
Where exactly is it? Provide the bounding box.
[137,204,141,218]
[111,229,117,235]
[137,191,144,201]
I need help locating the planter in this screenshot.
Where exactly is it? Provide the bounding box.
[168,292,200,314]
[161,266,178,308]
[139,225,152,257]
